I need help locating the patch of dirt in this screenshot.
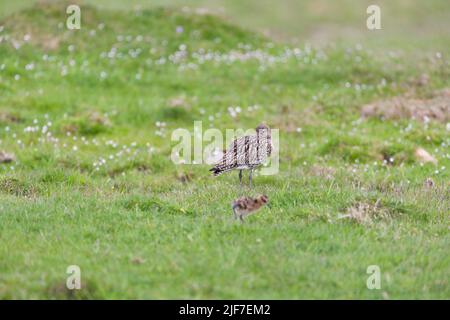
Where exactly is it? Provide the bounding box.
[131,256,145,265]
[380,150,396,166]
[136,164,150,173]
[39,36,61,51]
[60,123,78,134]
[424,177,435,189]
[361,89,450,123]
[167,95,190,109]
[407,73,430,88]
[88,111,111,127]
[414,147,437,165]
[46,280,100,299]
[0,151,15,163]
[0,112,21,123]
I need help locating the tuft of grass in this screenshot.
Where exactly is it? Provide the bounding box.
[0,177,39,197]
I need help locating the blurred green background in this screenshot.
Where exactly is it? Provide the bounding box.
[2,0,450,50]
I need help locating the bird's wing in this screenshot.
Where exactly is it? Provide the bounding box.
[212,133,271,172]
[223,135,258,167]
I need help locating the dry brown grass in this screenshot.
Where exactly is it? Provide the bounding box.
[0,111,21,123]
[0,177,39,197]
[310,165,336,180]
[361,89,450,123]
[176,171,194,183]
[88,111,111,127]
[339,200,392,226]
[273,104,319,133]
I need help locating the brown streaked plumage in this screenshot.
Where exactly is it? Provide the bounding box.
[232,194,269,222]
[210,123,272,186]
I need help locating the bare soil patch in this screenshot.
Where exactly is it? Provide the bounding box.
[0,151,15,163]
[361,89,450,123]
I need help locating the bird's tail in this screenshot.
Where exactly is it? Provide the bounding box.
[209,167,224,176]
[210,163,237,176]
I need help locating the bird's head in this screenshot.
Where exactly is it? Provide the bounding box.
[256,123,269,131]
[259,194,269,204]
[256,123,271,137]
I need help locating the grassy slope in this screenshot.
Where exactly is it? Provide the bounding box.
[3,0,450,51]
[0,2,449,299]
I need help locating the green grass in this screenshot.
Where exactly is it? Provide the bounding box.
[0,1,449,299]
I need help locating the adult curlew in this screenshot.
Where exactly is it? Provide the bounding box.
[209,123,272,186]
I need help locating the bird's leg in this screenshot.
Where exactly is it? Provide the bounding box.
[239,169,243,186]
[232,207,238,220]
[239,215,244,223]
[249,169,253,188]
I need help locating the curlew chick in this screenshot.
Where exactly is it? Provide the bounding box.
[210,123,272,187]
[232,195,269,222]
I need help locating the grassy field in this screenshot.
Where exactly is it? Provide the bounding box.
[0,1,449,299]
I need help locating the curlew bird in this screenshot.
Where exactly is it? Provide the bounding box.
[209,123,272,186]
[232,195,269,222]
